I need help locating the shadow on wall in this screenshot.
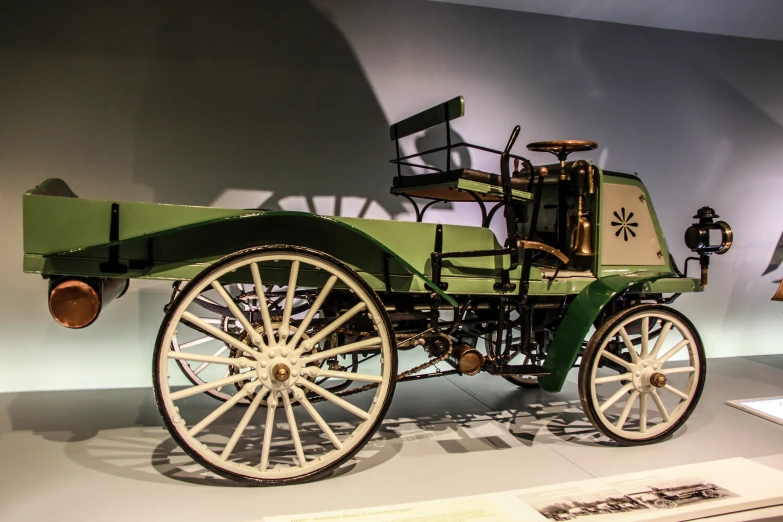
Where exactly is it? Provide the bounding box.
[131,0,407,216]
[0,0,411,216]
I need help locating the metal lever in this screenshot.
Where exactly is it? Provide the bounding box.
[501,126,521,271]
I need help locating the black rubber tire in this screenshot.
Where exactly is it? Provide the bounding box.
[578,304,706,446]
[153,245,398,486]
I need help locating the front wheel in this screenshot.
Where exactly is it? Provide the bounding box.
[578,305,706,445]
[153,246,397,485]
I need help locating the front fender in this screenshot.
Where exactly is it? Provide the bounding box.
[538,271,675,392]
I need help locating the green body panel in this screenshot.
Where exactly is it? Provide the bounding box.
[390,177,533,202]
[23,184,249,256]
[538,271,677,393]
[23,179,550,305]
[24,176,701,364]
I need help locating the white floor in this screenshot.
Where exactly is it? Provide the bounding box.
[1,356,782,522]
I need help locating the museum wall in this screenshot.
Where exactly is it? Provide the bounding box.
[1,0,782,392]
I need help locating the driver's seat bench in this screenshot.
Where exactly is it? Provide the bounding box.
[389,96,534,203]
[390,168,533,202]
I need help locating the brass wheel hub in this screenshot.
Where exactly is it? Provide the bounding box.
[631,359,664,393]
[272,363,291,383]
[649,372,667,388]
[255,344,302,391]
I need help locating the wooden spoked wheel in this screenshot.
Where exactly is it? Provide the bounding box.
[154,246,397,485]
[169,281,313,404]
[579,305,705,444]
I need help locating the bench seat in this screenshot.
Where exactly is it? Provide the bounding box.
[390,168,533,202]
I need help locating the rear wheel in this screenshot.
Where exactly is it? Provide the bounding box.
[168,281,314,403]
[154,246,397,485]
[578,305,705,445]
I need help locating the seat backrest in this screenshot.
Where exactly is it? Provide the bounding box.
[389,96,464,140]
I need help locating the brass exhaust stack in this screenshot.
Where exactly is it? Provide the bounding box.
[48,277,128,329]
[448,343,484,376]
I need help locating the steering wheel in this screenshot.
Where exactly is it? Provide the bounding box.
[526,140,597,161]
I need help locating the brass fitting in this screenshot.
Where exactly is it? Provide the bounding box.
[650,372,667,388]
[272,363,291,382]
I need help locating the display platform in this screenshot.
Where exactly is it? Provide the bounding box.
[1,355,782,522]
[727,396,783,427]
[265,458,783,521]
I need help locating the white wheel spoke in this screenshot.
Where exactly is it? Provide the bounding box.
[189,386,252,437]
[639,393,648,433]
[657,339,689,365]
[298,379,370,420]
[650,321,673,359]
[221,388,269,461]
[615,390,639,429]
[640,317,649,358]
[662,365,696,375]
[599,382,635,413]
[182,311,259,360]
[281,391,306,467]
[599,351,634,371]
[286,275,338,349]
[177,336,215,350]
[279,261,300,343]
[195,295,220,306]
[296,389,343,450]
[586,310,702,443]
[170,372,254,401]
[260,394,277,472]
[618,327,640,363]
[301,336,381,364]
[168,348,242,368]
[663,384,690,401]
[161,250,396,481]
[211,281,265,348]
[250,263,277,347]
[299,302,367,352]
[308,367,383,383]
[193,345,229,375]
[651,389,671,422]
[594,372,633,385]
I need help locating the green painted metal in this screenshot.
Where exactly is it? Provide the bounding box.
[390,178,533,202]
[537,271,676,393]
[23,193,457,306]
[455,178,532,201]
[24,175,700,320]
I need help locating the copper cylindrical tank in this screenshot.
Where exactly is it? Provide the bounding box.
[48,277,129,329]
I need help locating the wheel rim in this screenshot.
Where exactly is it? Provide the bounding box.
[155,249,395,482]
[588,309,701,441]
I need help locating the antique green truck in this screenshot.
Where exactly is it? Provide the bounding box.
[23,96,732,485]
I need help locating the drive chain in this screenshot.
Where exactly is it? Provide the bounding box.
[306,337,452,404]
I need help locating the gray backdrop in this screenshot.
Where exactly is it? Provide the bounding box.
[1,0,782,392]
